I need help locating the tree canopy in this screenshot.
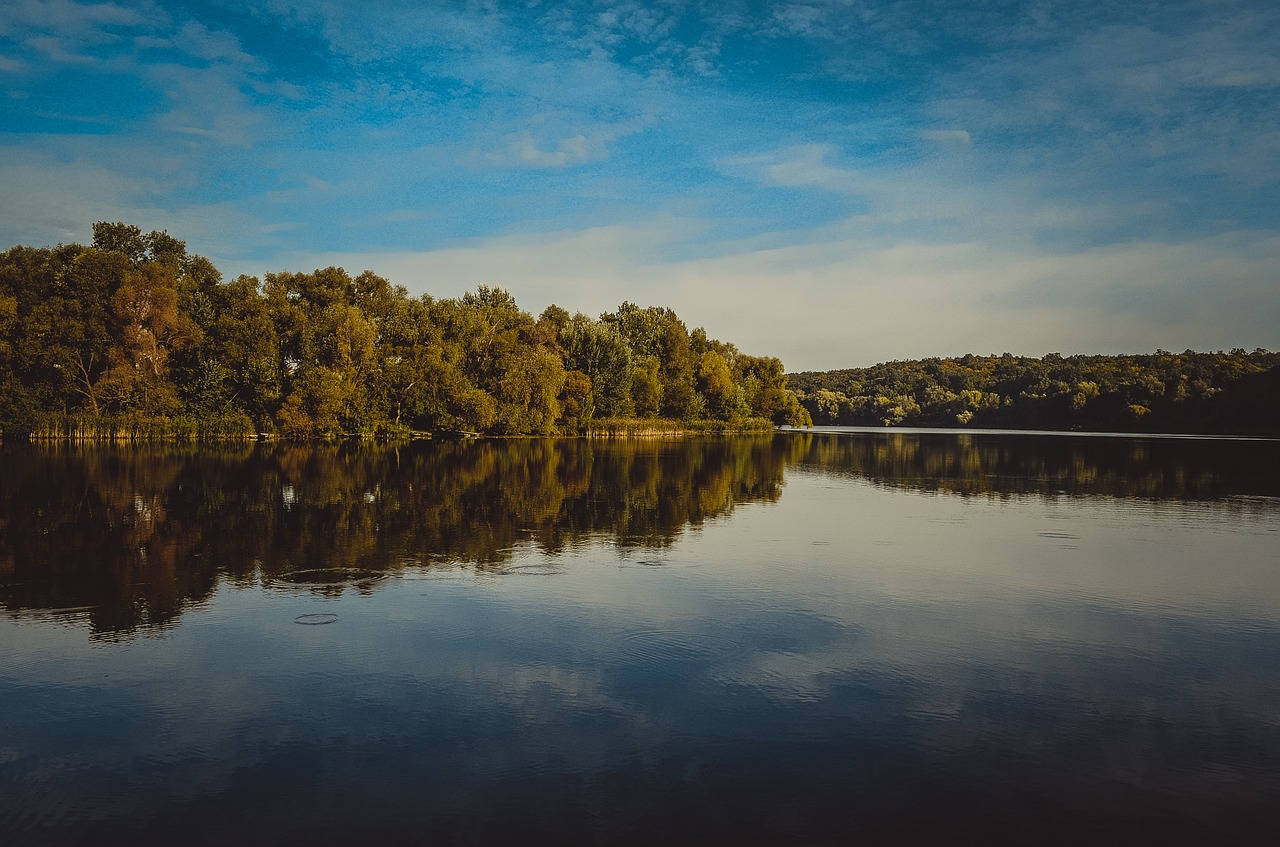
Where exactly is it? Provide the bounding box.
[790,350,1280,436]
[0,224,811,440]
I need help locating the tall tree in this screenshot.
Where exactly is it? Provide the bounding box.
[561,314,633,418]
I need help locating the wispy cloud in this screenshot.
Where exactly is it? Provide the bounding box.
[920,129,971,144]
[2,0,1277,365]
[489,133,593,168]
[0,148,159,243]
[171,20,260,68]
[720,144,871,196]
[0,0,157,36]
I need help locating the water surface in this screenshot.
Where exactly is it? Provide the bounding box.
[2,433,1278,844]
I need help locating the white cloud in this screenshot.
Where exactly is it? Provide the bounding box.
[249,78,307,100]
[770,3,826,38]
[24,34,99,64]
[0,147,162,244]
[920,129,971,144]
[372,208,435,224]
[0,144,279,259]
[146,62,267,147]
[0,0,155,36]
[487,133,593,168]
[2,0,168,72]
[721,144,868,195]
[257,173,340,207]
[274,220,687,314]
[173,20,258,68]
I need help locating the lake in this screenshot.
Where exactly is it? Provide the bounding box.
[2,432,1278,845]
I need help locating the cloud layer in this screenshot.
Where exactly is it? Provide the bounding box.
[2,0,1278,368]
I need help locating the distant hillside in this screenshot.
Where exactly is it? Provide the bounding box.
[788,350,1280,436]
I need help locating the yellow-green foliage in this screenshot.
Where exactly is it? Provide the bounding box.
[0,225,810,441]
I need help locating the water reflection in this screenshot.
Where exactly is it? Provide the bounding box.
[799,429,1280,500]
[2,432,1279,844]
[0,438,799,636]
[1,432,1277,638]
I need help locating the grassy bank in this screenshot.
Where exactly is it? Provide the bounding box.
[24,412,258,443]
[586,416,775,437]
[3,414,780,443]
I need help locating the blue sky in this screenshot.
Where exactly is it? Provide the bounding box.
[2,0,1278,369]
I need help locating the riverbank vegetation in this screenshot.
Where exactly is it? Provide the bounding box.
[790,350,1280,436]
[0,223,811,441]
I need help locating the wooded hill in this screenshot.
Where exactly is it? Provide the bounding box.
[789,350,1280,436]
[0,223,811,441]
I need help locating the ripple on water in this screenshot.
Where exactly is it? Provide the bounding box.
[497,563,564,576]
[618,554,707,569]
[619,629,734,676]
[294,613,339,626]
[271,568,389,587]
[619,557,676,569]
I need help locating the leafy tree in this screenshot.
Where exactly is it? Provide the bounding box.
[697,350,739,419]
[92,222,148,264]
[203,275,280,428]
[557,370,594,434]
[496,346,566,435]
[561,314,633,418]
[631,355,663,416]
[97,262,198,415]
[656,318,697,419]
[0,223,814,439]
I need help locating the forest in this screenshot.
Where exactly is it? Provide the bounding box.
[790,349,1280,435]
[0,223,811,441]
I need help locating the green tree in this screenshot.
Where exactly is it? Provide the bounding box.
[92,222,147,264]
[561,315,633,418]
[697,350,740,420]
[204,275,280,428]
[0,223,824,439]
[631,355,663,416]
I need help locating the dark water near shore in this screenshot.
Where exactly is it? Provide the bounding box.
[2,432,1278,845]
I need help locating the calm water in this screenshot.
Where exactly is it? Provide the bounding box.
[2,433,1278,845]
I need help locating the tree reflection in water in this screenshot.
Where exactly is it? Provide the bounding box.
[0,437,800,637]
[798,430,1280,501]
[2,431,1275,638]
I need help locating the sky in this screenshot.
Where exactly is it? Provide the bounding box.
[1,0,1278,370]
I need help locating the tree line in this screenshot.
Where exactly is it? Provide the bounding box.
[0,222,811,440]
[789,350,1280,435]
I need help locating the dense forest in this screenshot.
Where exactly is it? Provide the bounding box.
[790,350,1280,435]
[0,223,811,441]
